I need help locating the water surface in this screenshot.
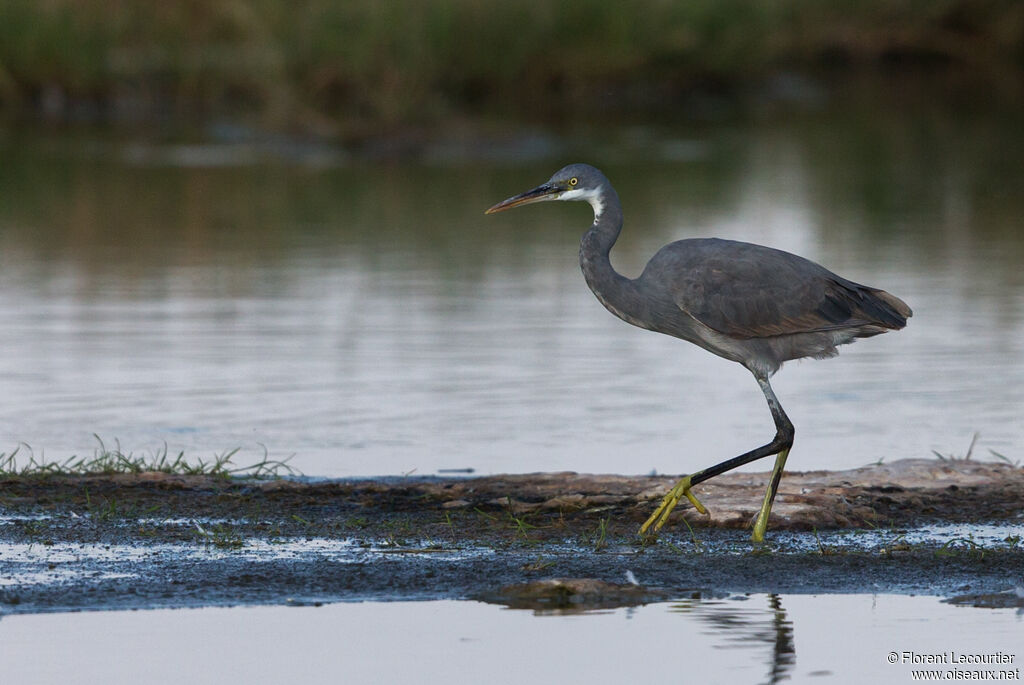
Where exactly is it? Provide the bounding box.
[1,595,1020,684]
[0,107,1021,476]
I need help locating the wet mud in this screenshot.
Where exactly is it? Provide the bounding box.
[1,459,1022,614]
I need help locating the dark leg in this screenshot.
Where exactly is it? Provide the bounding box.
[639,374,795,540]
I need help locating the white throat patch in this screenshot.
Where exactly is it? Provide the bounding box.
[559,187,605,219]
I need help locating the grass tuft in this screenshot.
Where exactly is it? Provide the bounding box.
[195,522,246,550]
[989,449,1021,468]
[592,516,609,552]
[0,435,298,479]
[932,432,978,462]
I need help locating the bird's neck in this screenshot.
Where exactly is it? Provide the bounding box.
[579,188,648,328]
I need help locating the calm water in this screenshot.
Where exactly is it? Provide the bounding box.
[0,107,1022,477]
[1,595,1021,684]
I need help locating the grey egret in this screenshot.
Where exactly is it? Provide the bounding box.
[485,163,911,542]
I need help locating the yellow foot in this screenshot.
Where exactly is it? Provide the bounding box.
[638,475,708,536]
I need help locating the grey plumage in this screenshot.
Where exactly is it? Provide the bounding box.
[486,162,911,541]
[565,163,910,377]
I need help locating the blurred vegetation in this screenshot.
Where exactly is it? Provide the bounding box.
[0,0,1021,132]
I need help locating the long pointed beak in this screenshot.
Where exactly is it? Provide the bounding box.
[485,183,561,214]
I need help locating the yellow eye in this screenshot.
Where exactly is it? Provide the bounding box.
[569,177,578,186]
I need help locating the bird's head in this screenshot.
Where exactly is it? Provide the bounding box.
[485,163,610,218]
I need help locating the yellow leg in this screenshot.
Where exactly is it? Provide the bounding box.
[638,475,708,536]
[751,448,790,543]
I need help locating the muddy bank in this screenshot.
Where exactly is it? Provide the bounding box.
[3,458,1021,540]
[1,459,1022,615]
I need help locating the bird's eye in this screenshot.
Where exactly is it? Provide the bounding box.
[569,177,578,186]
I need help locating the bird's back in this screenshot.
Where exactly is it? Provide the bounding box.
[636,238,911,375]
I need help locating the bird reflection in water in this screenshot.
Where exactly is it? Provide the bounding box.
[669,593,796,685]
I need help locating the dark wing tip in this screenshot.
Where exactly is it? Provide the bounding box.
[847,287,912,330]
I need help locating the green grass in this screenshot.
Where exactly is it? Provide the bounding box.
[592,516,609,552]
[930,434,1021,466]
[506,510,538,540]
[680,516,705,553]
[989,450,1021,467]
[812,528,838,556]
[935,535,986,560]
[522,556,556,572]
[0,436,297,479]
[194,522,246,550]
[0,0,1021,128]
[932,432,979,461]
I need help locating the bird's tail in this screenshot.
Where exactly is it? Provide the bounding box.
[863,288,912,329]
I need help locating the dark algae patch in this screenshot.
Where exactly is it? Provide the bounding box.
[1,459,1022,614]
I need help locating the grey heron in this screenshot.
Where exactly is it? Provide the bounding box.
[486,163,911,542]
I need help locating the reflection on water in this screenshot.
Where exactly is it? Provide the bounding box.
[1,594,1021,684]
[0,103,1022,477]
[671,593,796,685]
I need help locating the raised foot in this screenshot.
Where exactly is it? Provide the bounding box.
[638,475,708,536]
